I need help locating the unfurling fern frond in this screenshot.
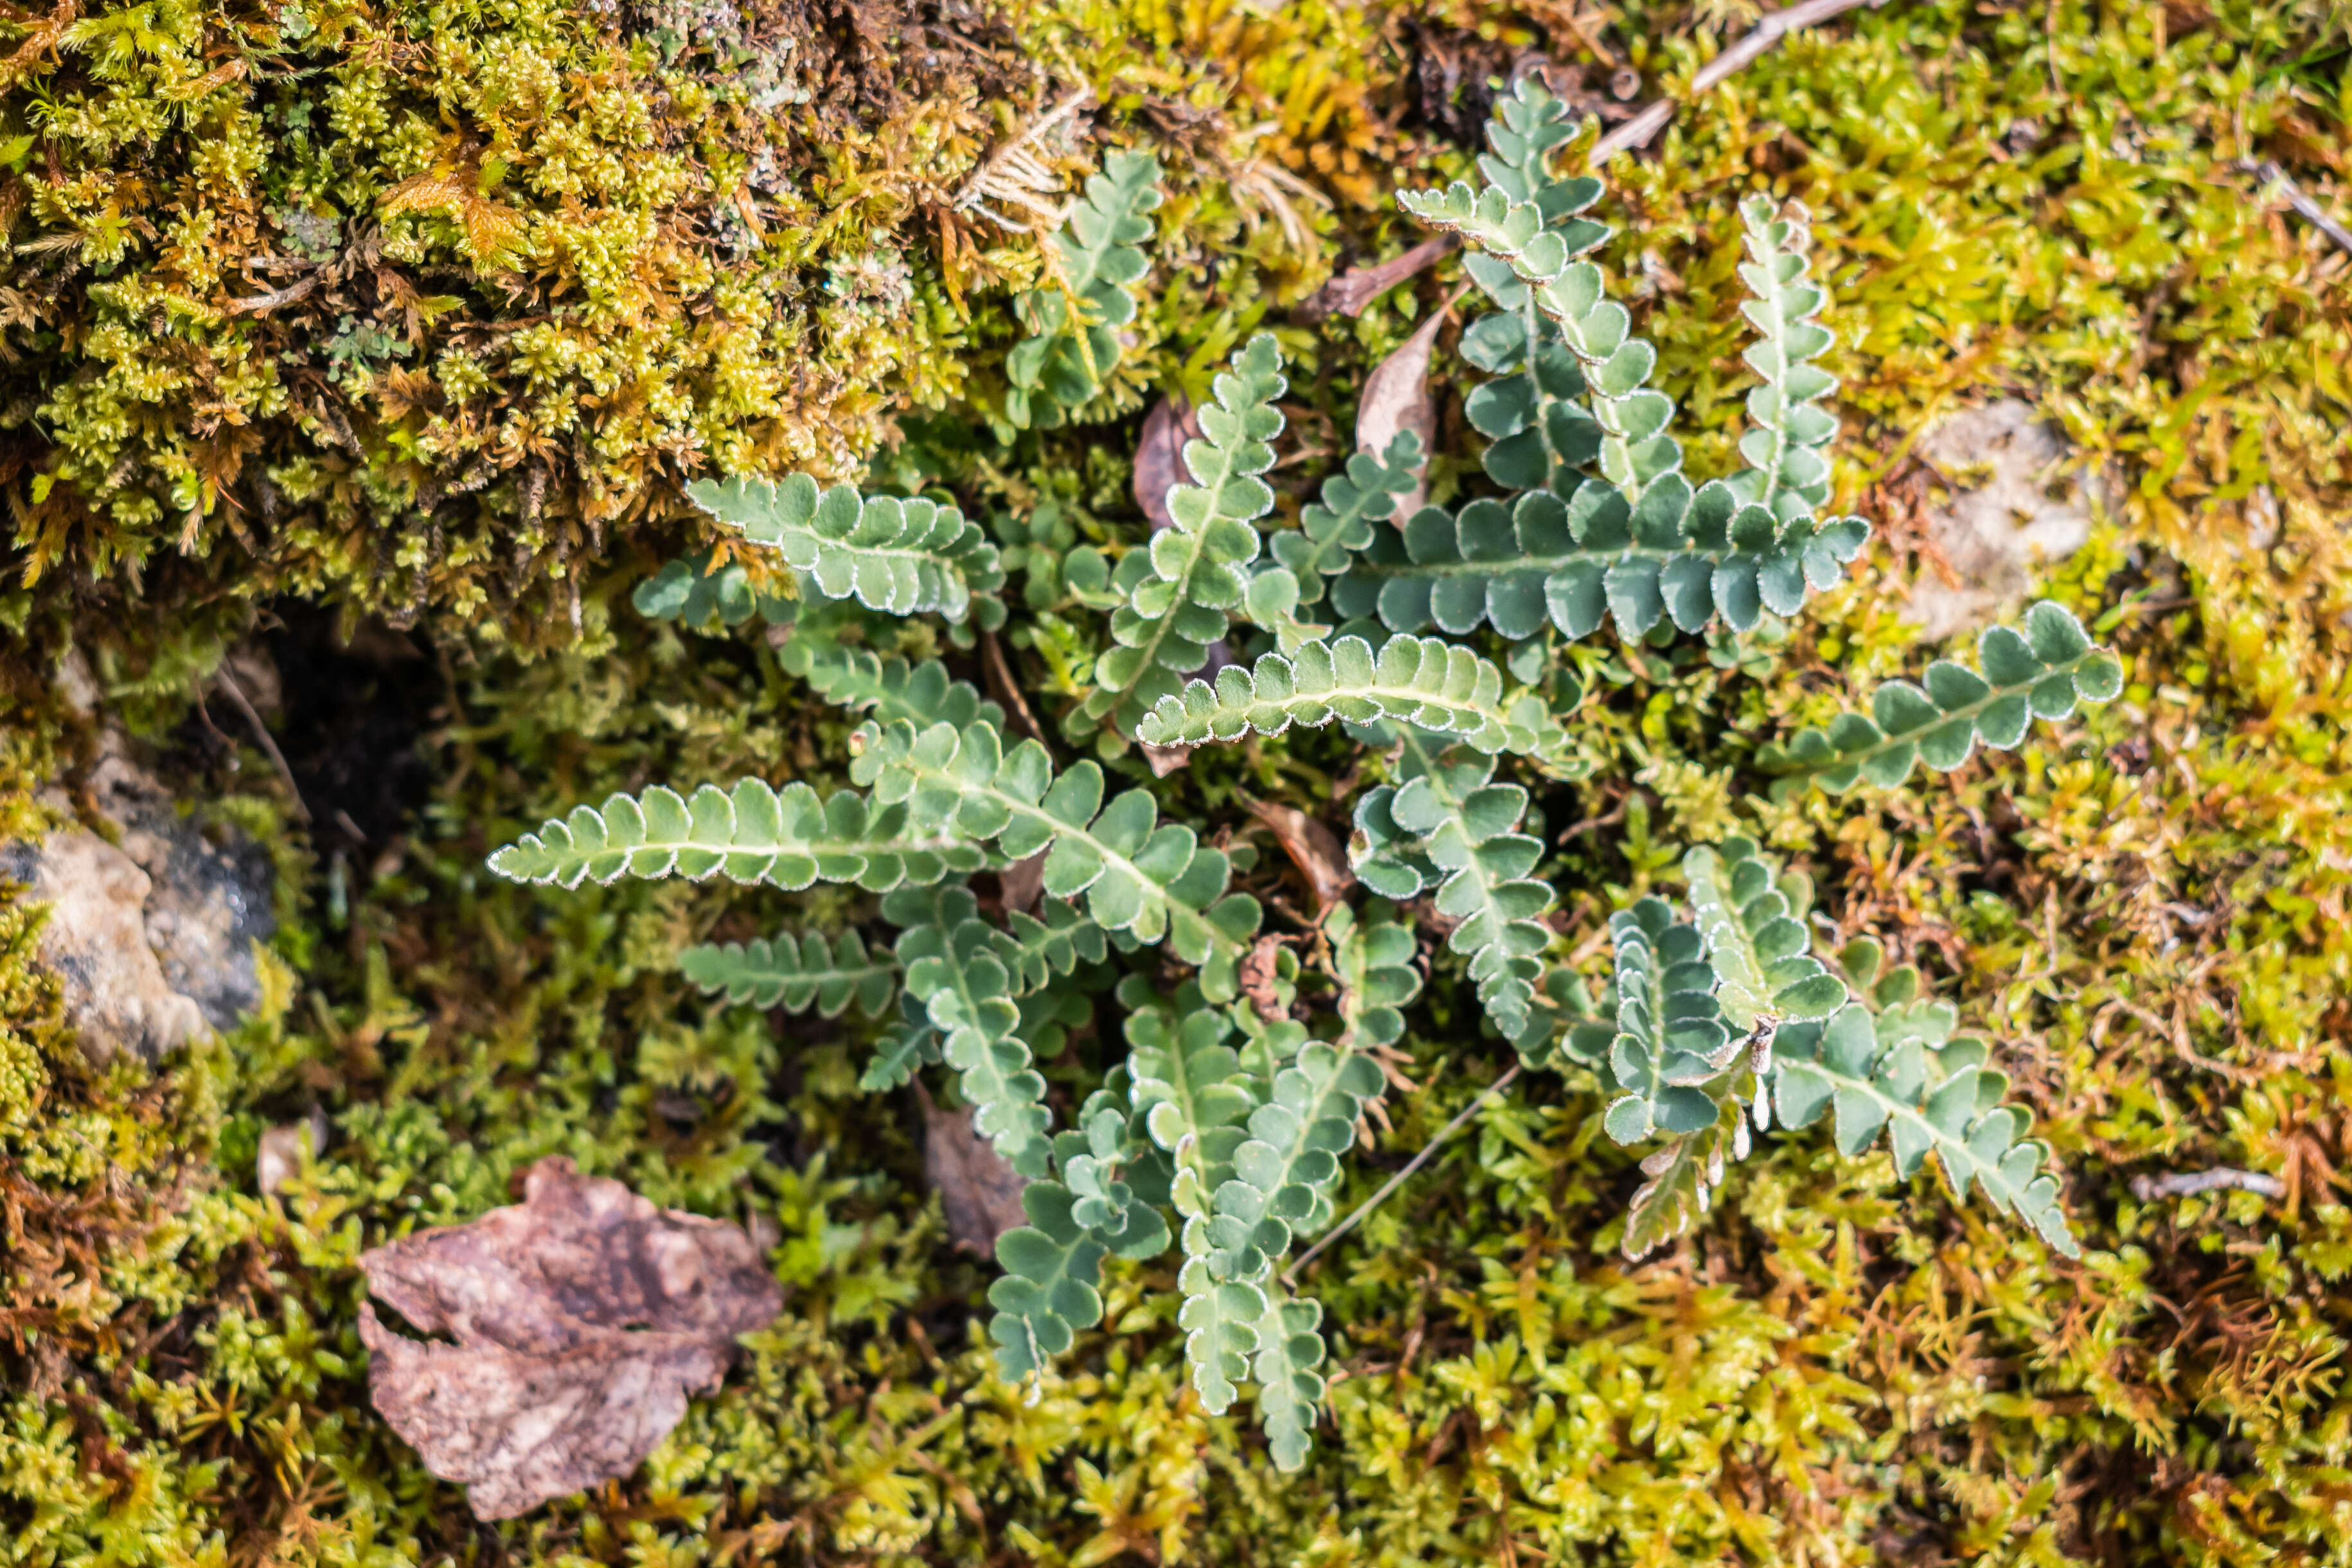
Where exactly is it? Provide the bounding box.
[679,929,896,1018]
[1134,634,1548,756]
[684,473,1006,625]
[1760,601,2123,797]
[1007,150,1163,429]
[776,639,1003,731]
[851,717,1261,996]
[486,780,983,891]
[1350,731,1552,1037]
[1681,837,1846,1032]
[1774,1002,2079,1256]
[1083,333,1287,737]
[1326,477,1869,643]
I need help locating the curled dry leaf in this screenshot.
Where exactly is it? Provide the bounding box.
[920,1083,1031,1252]
[1132,395,1206,533]
[1238,934,1289,1022]
[1356,307,1448,515]
[357,1156,781,1521]
[1139,740,1192,776]
[1247,797,1353,911]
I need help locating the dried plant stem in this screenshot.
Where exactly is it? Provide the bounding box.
[2240,159,2352,258]
[1594,0,1891,161]
[1283,1062,1522,1286]
[213,666,311,824]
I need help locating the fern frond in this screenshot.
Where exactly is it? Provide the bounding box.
[1327,478,1870,643]
[1620,1105,1747,1261]
[777,639,1004,731]
[851,717,1261,995]
[1398,186,1680,501]
[1083,333,1286,736]
[685,473,1006,624]
[1329,904,1421,1056]
[1007,150,1162,429]
[1760,602,2124,796]
[633,549,790,631]
[1134,634,1546,756]
[678,929,895,1019]
[1598,898,1737,1145]
[1249,1287,1328,1472]
[885,884,1051,1175]
[997,898,1109,992]
[1729,194,1839,517]
[860,1006,939,1092]
[1774,1002,2080,1256]
[486,780,984,891]
[1052,1075,1172,1258]
[1269,433,1424,603]
[1682,838,1846,1033]
[1349,730,1552,1037]
[988,1182,1110,1380]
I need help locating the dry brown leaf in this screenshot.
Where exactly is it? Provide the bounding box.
[1133,395,1205,533]
[997,851,1046,914]
[357,1157,781,1520]
[920,1084,1029,1252]
[1139,741,1192,776]
[1238,934,1289,1022]
[1356,308,1447,517]
[1299,234,1457,319]
[1247,798,1353,911]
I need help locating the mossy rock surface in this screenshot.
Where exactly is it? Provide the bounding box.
[5,1,2352,1564]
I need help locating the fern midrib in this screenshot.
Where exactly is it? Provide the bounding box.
[1783,648,2108,778]
[532,823,974,873]
[1342,540,1743,581]
[707,950,896,988]
[783,530,971,571]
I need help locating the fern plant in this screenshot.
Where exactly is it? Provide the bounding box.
[1007,150,1164,430]
[487,80,2124,1475]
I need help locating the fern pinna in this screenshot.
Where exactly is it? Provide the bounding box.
[489,91,2119,1472]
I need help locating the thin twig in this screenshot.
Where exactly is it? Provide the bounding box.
[2240,158,2352,258]
[227,272,321,315]
[979,628,1046,745]
[1593,0,1891,161]
[212,667,312,824]
[1299,235,1459,320]
[1283,1062,1522,1287]
[2129,1168,2284,1202]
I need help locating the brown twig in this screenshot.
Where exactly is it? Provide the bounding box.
[1592,0,1892,161]
[979,628,1046,745]
[227,272,322,315]
[1283,1062,1522,1287]
[2239,158,2352,258]
[212,667,311,824]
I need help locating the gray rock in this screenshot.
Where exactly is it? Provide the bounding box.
[11,754,276,1065]
[1903,400,2096,641]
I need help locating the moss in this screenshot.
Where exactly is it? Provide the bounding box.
[4,0,2352,1564]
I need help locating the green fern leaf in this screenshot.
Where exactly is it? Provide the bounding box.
[1682,837,1847,1032]
[988,1182,1110,1380]
[1349,731,1552,1037]
[1774,1002,2080,1256]
[884,884,1051,1176]
[678,929,895,1019]
[1761,601,2124,796]
[850,717,1261,996]
[1083,333,1287,736]
[634,548,790,631]
[1134,633,1547,755]
[684,473,1006,624]
[777,639,1004,731]
[1007,150,1163,429]
[1249,1287,1328,1472]
[486,780,984,891]
[1326,479,1870,642]
[1729,193,1840,517]
[861,1007,940,1092]
[1270,432,1424,602]
[1598,898,1738,1145]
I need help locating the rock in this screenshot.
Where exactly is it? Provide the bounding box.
[8,754,276,1065]
[1,830,205,1066]
[1903,400,2096,641]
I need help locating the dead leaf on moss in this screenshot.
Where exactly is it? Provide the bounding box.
[920,1083,1029,1252]
[357,1157,781,1520]
[1903,400,2095,640]
[1356,308,1448,516]
[1247,797,1352,911]
[1134,395,1205,532]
